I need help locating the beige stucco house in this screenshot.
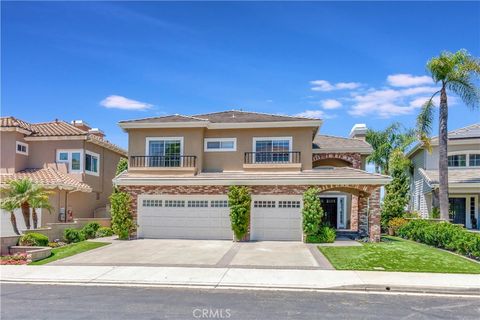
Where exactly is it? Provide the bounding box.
[1,117,126,234]
[114,110,390,242]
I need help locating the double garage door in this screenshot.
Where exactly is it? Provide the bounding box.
[137,195,302,241]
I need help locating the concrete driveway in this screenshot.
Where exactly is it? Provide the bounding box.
[52,239,333,269]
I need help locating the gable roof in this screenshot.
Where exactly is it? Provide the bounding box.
[313,134,372,154]
[118,110,322,130]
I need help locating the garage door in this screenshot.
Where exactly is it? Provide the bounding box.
[250,195,303,241]
[138,195,232,240]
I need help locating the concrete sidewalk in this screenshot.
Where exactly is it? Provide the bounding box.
[2,265,480,295]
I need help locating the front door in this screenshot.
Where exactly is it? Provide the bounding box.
[320,198,337,228]
[449,198,466,226]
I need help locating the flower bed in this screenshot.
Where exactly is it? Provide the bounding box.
[1,253,31,265]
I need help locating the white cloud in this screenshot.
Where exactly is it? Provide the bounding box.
[100,95,153,110]
[387,74,433,87]
[310,80,361,92]
[295,109,336,119]
[321,99,342,109]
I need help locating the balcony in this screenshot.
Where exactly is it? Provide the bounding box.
[243,151,302,171]
[129,155,197,174]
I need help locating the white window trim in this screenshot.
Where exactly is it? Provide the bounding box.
[204,138,237,152]
[252,136,293,163]
[447,151,480,168]
[56,149,84,173]
[145,137,184,156]
[448,194,478,229]
[16,141,28,155]
[85,150,100,176]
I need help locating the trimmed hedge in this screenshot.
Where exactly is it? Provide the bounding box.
[18,232,49,247]
[96,227,114,238]
[82,222,101,239]
[397,220,480,260]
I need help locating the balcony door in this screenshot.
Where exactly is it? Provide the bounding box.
[146,137,183,167]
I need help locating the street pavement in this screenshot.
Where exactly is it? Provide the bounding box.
[1,283,479,320]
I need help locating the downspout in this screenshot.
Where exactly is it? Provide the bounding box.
[64,191,69,223]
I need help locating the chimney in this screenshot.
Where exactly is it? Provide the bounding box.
[349,123,367,140]
[88,128,105,139]
[71,120,91,132]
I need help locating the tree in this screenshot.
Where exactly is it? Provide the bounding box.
[116,158,128,176]
[110,191,135,240]
[302,187,324,236]
[0,198,21,235]
[1,178,41,230]
[416,49,480,220]
[227,186,251,241]
[365,123,415,175]
[29,192,53,229]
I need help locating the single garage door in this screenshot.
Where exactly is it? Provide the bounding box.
[250,195,303,241]
[138,195,232,240]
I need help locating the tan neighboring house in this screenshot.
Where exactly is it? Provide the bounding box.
[1,117,126,235]
[407,123,480,229]
[114,110,390,242]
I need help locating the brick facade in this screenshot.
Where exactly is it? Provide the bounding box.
[312,152,362,169]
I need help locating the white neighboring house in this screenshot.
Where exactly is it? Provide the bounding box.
[407,123,480,229]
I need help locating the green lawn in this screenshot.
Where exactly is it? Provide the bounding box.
[30,241,110,265]
[319,236,480,274]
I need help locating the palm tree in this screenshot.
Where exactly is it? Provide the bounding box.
[1,178,41,230]
[0,198,21,235]
[29,192,53,229]
[365,122,415,175]
[416,49,480,220]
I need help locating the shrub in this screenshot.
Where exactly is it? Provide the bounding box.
[110,191,135,240]
[0,253,31,265]
[96,227,114,238]
[397,220,480,259]
[18,232,49,246]
[82,222,101,239]
[116,158,128,175]
[430,207,440,219]
[48,241,66,248]
[64,228,85,243]
[306,226,336,243]
[302,187,323,236]
[387,217,408,235]
[228,186,251,241]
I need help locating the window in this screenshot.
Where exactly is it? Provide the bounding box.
[469,154,480,167]
[165,200,185,207]
[56,149,83,173]
[204,138,237,152]
[448,154,466,167]
[146,137,183,167]
[254,200,276,208]
[211,200,229,208]
[85,151,100,176]
[142,199,162,207]
[16,141,28,155]
[278,201,301,208]
[187,200,208,208]
[253,137,291,163]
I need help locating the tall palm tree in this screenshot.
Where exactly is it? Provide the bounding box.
[417,49,480,220]
[0,198,21,235]
[1,178,41,230]
[29,192,53,229]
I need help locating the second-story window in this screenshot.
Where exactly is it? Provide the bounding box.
[146,137,182,167]
[16,141,28,155]
[448,154,466,167]
[253,137,292,163]
[204,138,236,152]
[85,150,100,176]
[57,149,83,173]
[469,154,480,167]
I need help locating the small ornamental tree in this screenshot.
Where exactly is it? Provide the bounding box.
[116,158,129,176]
[302,187,324,236]
[228,186,251,241]
[110,191,135,240]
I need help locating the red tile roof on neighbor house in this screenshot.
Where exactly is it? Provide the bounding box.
[0,168,92,192]
[0,116,126,156]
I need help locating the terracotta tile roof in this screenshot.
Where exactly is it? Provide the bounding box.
[0,168,92,192]
[419,168,480,186]
[30,121,87,136]
[313,134,372,154]
[119,110,319,124]
[0,116,34,132]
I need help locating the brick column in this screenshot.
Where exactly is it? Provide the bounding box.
[368,188,381,242]
[358,195,369,237]
[350,195,359,231]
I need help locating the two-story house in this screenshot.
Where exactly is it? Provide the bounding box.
[407,123,480,230]
[0,117,127,234]
[114,110,390,242]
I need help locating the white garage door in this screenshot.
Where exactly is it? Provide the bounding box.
[250,195,303,241]
[138,195,232,240]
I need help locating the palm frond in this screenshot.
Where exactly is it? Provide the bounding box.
[416,98,436,153]
[446,78,480,109]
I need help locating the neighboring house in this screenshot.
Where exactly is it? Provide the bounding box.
[114,110,390,242]
[0,117,127,234]
[407,123,480,229]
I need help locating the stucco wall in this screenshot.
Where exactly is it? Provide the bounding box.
[0,131,29,173]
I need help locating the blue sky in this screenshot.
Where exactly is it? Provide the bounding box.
[2,1,479,149]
